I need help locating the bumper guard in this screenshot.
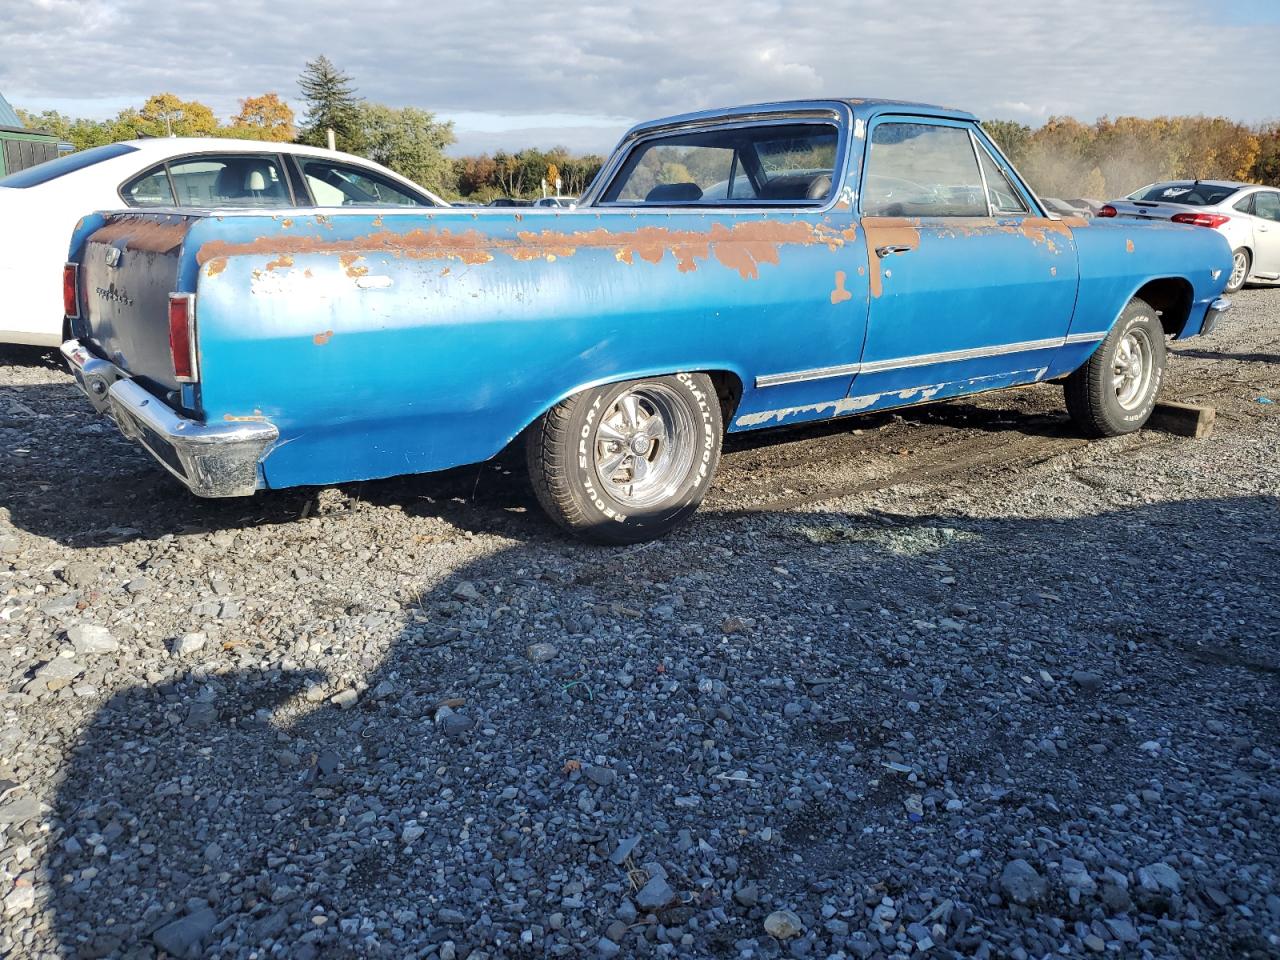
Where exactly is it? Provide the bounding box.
[60,340,277,498]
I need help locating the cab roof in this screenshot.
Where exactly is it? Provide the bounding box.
[624,98,977,140]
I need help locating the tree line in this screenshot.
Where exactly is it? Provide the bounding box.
[16,56,603,202]
[985,115,1280,200]
[19,61,1277,204]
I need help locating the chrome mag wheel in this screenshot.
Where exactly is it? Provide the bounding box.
[1113,327,1154,410]
[593,384,697,508]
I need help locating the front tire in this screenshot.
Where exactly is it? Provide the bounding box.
[1225,248,1250,294]
[1064,298,1166,437]
[526,373,723,544]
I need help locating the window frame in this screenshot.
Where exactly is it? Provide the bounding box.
[293,156,434,208]
[859,114,1043,219]
[117,152,299,208]
[593,112,849,211]
[970,131,1030,216]
[1254,190,1280,223]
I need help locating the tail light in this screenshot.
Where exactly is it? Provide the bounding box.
[1171,212,1230,228]
[168,293,198,383]
[1097,205,1118,218]
[63,263,79,319]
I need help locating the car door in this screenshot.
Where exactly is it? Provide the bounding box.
[1251,190,1280,276]
[853,117,1079,403]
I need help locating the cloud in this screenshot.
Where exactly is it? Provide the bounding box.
[2,0,1277,153]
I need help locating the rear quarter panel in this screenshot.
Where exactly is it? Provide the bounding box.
[187,209,868,488]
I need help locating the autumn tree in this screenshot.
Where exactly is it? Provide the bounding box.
[130,93,218,138]
[229,93,296,142]
[297,55,362,151]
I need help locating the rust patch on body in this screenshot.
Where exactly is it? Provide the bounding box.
[265,254,294,272]
[313,330,334,345]
[194,219,857,281]
[862,217,922,297]
[339,253,368,278]
[206,258,227,277]
[830,271,853,305]
[90,217,188,255]
[1126,239,1135,253]
[282,218,294,228]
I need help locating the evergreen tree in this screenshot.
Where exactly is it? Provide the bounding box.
[297,55,362,151]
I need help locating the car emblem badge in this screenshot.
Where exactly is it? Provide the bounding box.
[104,246,122,269]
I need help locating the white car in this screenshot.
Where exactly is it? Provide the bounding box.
[531,196,578,208]
[0,138,447,346]
[1100,180,1280,293]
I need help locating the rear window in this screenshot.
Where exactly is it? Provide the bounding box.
[602,123,839,206]
[1129,183,1239,206]
[0,143,137,188]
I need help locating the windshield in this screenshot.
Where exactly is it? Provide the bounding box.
[0,143,137,188]
[1128,182,1239,206]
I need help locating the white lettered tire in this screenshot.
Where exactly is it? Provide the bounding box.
[526,373,723,544]
[1065,297,1166,437]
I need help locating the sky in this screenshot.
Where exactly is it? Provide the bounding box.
[3,0,1279,156]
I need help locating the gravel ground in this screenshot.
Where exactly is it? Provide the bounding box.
[0,289,1277,959]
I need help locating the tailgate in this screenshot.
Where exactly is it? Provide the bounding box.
[79,213,197,394]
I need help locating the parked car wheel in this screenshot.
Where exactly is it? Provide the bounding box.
[1065,298,1166,438]
[1225,248,1251,294]
[526,373,723,543]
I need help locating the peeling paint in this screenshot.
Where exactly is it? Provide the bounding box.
[313,330,334,345]
[206,258,227,277]
[193,219,859,282]
[264,254,294,272]
[830,270,853,305]
[338,253,368,278]
[862,217,922,297]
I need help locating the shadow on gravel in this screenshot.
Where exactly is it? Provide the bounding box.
[1171,347,1280,366]
[0,345,62,369]
[42,496,1280,958]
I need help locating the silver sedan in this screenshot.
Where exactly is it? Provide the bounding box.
[1099,180,1280,293]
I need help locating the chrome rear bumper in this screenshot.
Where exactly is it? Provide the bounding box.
[1202,296,1231,336]
[60,340,277,498]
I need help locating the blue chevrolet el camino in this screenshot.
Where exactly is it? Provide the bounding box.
[61,98,1233,542]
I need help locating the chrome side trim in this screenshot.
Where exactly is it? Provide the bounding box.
[755,362,862,388]
[755,335,1074,387]
[859,336,1064,374]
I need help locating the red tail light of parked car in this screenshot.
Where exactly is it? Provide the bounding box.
[1171,212,1232,229]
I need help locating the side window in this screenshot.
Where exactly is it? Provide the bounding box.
[602,123,838,206]
[167,156,291,206]
[613,144,740,202]
[1254,191,1280,223]
[863,122,986,217]
[1232,193,1255,215]
[122,167,175,206]
[300,160,428,206]
[975,142,1028,214]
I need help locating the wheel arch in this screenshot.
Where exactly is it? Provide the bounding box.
[1131,276,1195,338]
[509,365,747,448]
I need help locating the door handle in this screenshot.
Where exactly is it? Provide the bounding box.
[876,244,913,258]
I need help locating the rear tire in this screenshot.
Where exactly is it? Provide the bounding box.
[526,373,722,544]
[1225,248,1250,294]
[1065,298,1166,438]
